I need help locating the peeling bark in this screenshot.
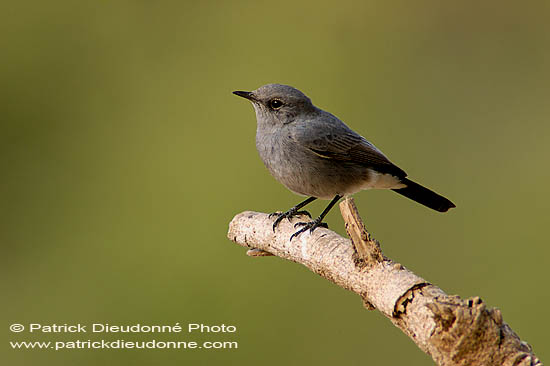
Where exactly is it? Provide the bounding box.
[227,197,542,366]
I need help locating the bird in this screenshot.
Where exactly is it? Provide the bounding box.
[233,84,455,240]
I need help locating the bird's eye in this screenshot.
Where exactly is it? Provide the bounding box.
[269,99,283,109]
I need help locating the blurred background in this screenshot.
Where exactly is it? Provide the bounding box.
[2,1,549,364]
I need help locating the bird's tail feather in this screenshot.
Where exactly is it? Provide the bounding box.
[392,178,455,212]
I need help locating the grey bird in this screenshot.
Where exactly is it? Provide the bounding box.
[233,84,455,240]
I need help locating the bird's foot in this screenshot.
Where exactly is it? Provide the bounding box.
[290,219,328,241]
[269,209,312,232]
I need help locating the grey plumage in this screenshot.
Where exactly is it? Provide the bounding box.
[233,84,455,239]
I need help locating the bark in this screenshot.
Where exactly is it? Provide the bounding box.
[227,197,542,366]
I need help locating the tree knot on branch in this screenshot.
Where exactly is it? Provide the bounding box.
[426,296,541,366]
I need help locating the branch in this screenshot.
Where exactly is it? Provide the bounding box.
[227,197,542,366]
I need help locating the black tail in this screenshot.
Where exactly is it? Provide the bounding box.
[392,178,455,212]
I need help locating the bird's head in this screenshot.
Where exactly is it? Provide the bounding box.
[233,84,316,125]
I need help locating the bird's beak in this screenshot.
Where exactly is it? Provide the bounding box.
[232,90,256,101]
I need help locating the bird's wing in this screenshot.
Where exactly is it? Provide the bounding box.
[291,116,407,178]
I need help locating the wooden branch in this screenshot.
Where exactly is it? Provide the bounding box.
[227,197,542,366]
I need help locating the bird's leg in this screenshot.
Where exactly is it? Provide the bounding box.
[290,195,342,241]
[270,196,317,232]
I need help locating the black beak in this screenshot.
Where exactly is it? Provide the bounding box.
[232,90,255,101]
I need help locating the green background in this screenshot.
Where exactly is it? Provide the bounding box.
[2,1,549,364]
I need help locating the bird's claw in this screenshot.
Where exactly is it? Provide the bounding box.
[270,209,312,232]
[294,210,312,218]
[290,220,328,241]
[268,211,282,219]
